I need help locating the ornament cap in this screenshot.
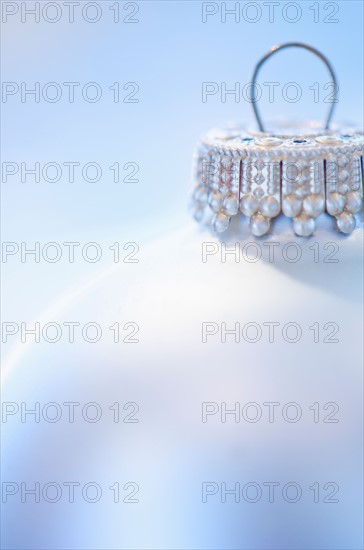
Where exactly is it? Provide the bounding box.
[191,44,363,237]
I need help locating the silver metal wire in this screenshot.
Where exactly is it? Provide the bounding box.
[250,43,338,132]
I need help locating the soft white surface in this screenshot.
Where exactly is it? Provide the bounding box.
[2,218,363,549]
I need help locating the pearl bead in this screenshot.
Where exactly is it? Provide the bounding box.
[338,157,347,168]
[295,187,306,199]
[193,185,208,205]
[212,212,230,233]
[339,184,349,194]
[345,191,362,214]
[223,194,239,216]
[293,215,315,237]
[250,214,270,237]
[208,191,223,213]
[220,172,230,184]
[326,192,345,216]
[256,137,283,147]
[336,211,356,234]
[339,170,349,182]
[282,194,302,218]
[259,196,280,218]
[240,194,259,216]
[303,194,324,218]
[192,205,204,222]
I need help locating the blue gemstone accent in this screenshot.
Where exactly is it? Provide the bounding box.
[340,135,352,139]
[241,138,254,142]
[293,139,307,144]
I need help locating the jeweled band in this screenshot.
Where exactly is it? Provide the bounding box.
[191,125,363,236]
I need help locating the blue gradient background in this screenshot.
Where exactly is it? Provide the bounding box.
[1,1,364,549]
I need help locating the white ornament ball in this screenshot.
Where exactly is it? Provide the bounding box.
[336,211,356,234]
[345,191,362,214]
[303,194,325,218]
[2,221,363,550]
[223,194,239,216]
[259,195,280,218]
[250,213,270,237]
[240,194,259,216]
[208,191,223,213]
[212,212,230,233]
[293,214,315,237]
[326,192,345,216]
[282,194,302,218]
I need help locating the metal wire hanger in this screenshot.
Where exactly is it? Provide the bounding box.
[250,42,338,132]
